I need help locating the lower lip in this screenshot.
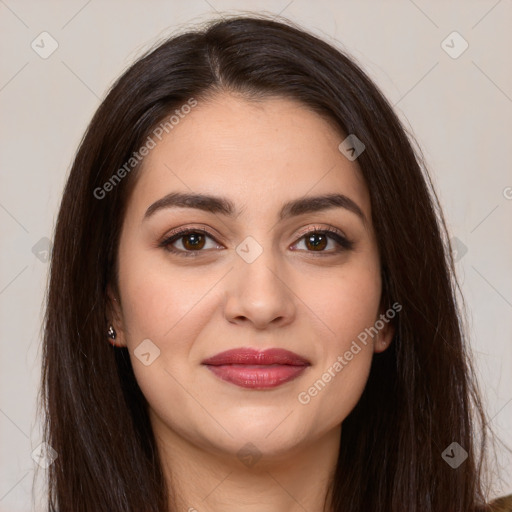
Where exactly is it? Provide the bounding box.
[204,364,308,389]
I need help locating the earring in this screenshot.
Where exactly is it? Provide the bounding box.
[107,324,117,341]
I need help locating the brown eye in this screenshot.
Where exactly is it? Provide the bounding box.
[159,228,221,258]
[181,232,206,251]
[304,232,328,251]
[292,228,354,254]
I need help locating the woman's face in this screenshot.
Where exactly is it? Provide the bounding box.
[110,92,393,463]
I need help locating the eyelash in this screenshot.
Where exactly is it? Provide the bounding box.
[158,225,354,258]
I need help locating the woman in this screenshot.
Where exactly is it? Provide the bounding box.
[39,14,511,512]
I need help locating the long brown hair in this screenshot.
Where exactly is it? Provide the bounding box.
[39,14,493,511]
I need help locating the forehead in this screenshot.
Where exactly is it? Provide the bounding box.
[128,92,371,223]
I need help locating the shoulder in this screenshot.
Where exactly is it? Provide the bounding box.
[488,494,512,512]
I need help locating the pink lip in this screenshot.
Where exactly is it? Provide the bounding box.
[202,348,310,389]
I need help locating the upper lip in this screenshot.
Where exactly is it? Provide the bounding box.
[201,348,310,366]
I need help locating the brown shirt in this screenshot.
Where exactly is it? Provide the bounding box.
[489,494,512,511]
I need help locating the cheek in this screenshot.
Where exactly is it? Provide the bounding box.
[117,250,223,388]
[293,258,381,425]
[296,323,375,433]
[298,254,382,346]
[116,261,219,436]
[118,245,213,344]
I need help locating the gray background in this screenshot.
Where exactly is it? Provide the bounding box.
[0,0,511,510]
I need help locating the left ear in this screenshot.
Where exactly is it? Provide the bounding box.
[373,306,396,354]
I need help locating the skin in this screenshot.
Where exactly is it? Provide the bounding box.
[108,92,394,512]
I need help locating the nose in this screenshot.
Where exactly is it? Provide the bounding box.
[223,244,297,330]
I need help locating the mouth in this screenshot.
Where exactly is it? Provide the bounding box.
[201,348,311,389]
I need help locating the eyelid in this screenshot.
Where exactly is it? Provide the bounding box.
[163,224,215,239]
[294,223,348,241]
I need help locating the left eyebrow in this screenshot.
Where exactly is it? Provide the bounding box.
[279,193,367,226]
[143,191,368,226]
